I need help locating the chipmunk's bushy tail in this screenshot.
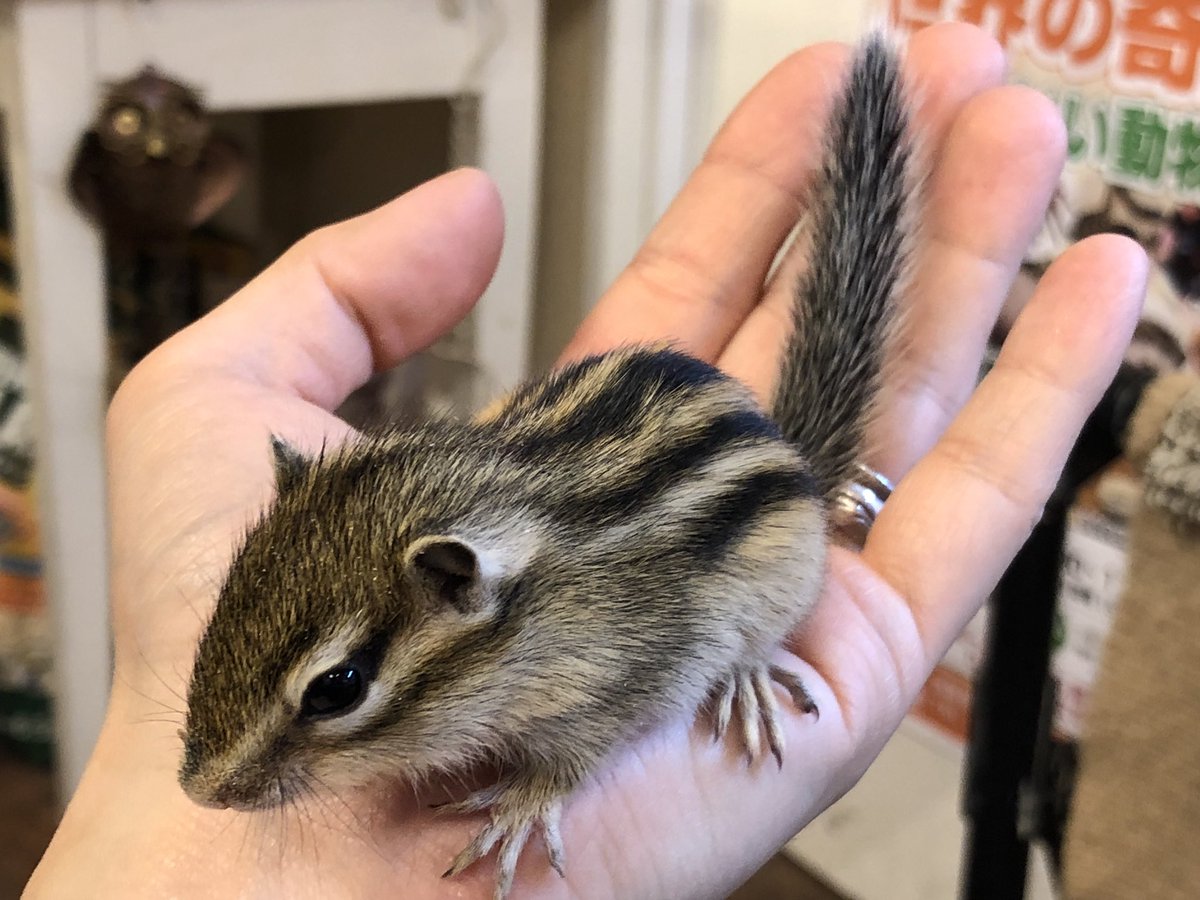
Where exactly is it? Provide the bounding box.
[771,34,913,502]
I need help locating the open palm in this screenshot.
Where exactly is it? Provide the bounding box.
[28,23,1144,900]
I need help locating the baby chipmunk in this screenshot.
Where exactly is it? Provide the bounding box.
[179,35,915,900]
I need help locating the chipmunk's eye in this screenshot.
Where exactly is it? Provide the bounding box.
[300,665,364,718]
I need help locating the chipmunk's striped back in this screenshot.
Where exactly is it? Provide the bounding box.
[478,347,820,543]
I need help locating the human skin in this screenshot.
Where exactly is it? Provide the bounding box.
[26,23,1145,900]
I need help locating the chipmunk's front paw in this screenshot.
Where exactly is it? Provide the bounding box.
[710,663,818,767]
[442,776,566,900]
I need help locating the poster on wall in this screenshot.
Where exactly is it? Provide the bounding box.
[887,0,1200,368]
[884,0,1200,743]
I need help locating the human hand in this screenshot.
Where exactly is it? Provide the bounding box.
[27,22,1145,900]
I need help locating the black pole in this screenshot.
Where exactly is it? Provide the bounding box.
[960,498,1069,899]
[958,362,1153,900]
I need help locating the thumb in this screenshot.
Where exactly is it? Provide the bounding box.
[118,166,505,415]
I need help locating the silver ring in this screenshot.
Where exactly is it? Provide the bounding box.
[830,463,893,548]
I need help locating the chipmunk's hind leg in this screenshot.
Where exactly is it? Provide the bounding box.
[709,664,818,767]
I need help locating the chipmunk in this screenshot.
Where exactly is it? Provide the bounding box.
[179,34,914,899]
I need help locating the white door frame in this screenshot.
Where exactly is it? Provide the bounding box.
[582,0,714,306]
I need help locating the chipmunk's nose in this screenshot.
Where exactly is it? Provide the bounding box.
[180,769,267,811]
[179,751,263,810]
[178,763,232,809]
[188,786,233,810]
[178,727,291,810]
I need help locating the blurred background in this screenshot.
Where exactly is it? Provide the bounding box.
[2,2,1198,898]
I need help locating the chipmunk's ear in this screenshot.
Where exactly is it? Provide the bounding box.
[270,434,310,493]
[404,535,497,617]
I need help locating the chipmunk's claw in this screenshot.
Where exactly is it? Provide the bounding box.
[431,784,502,816]
[770,664,819,719]
[441,781,566,899]
[708,663,817,765]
